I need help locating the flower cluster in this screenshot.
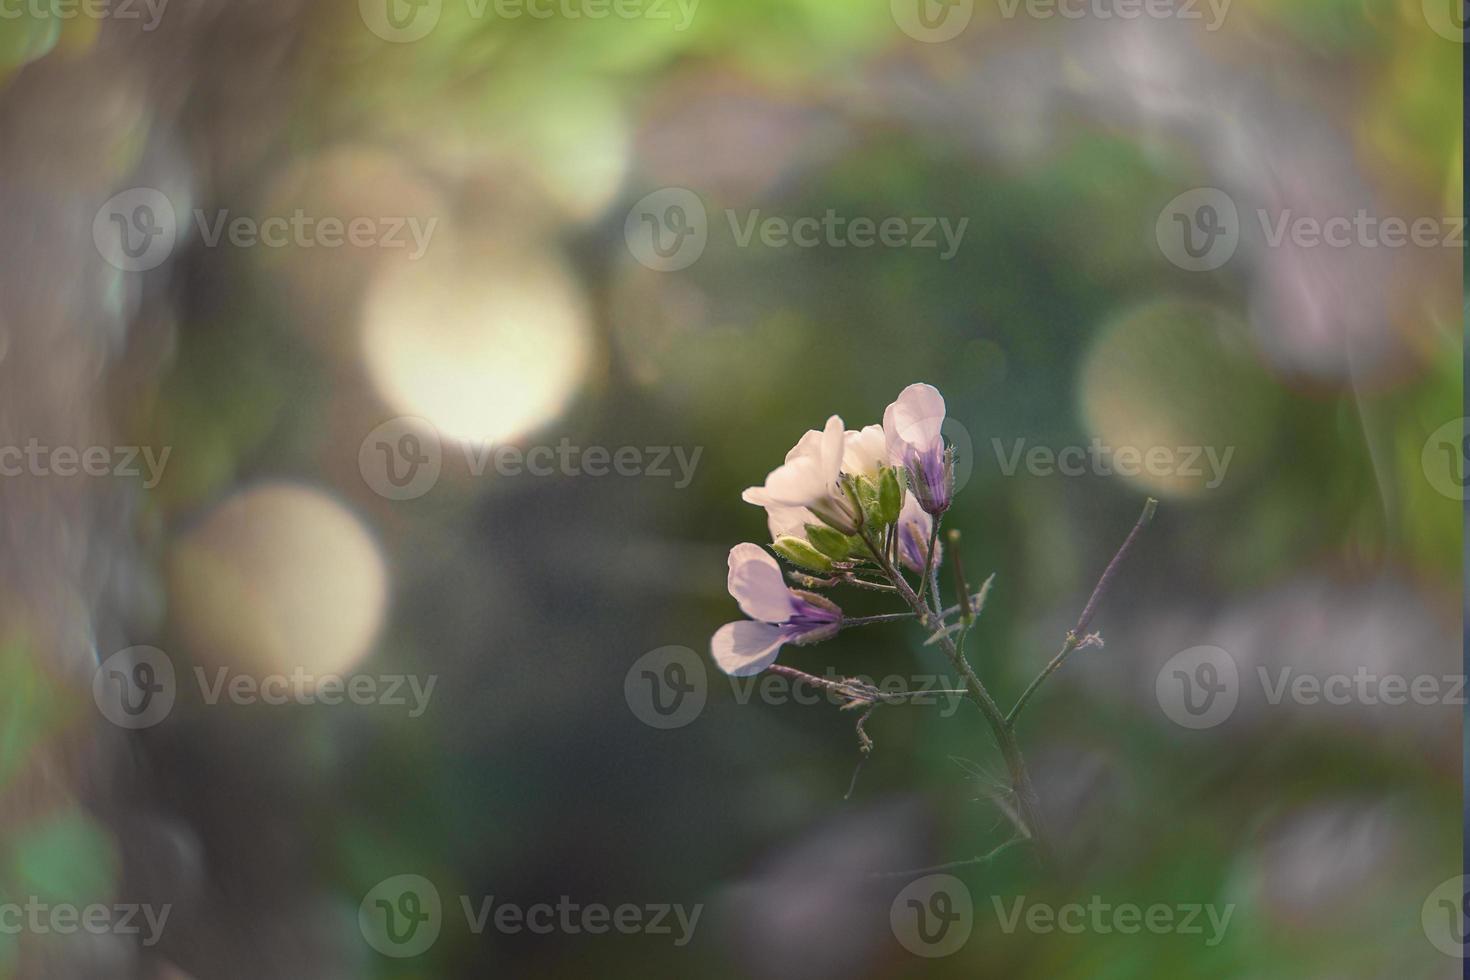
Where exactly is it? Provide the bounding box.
[712,383,953,676]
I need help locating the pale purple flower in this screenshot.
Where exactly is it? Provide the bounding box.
[883,383,951,516]
[742,415,862,533]
[712,543,842,676]
[896,495,940,575]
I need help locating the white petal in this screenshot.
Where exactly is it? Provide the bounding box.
[842,424,887,480]
[741,485,774,507]
[817,415,845,485]
[727,543,796,622]
[711,621,787,676]
[765,504,817,541]
[762,456,830,507]
[784,427,829,464]
[884,383,946,461]
[746,416,849,511]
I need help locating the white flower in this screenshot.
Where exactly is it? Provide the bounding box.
[711,544,842,676]
[742,415,861,533]
[841,424,887,482]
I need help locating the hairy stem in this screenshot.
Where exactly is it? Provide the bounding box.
[915,517,941,603]
[841,612,917,628]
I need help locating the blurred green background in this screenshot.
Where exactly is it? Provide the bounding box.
[0,0,1460,976]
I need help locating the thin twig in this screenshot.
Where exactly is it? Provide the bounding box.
[867,836,1028,879]
[1004,498,1157,730]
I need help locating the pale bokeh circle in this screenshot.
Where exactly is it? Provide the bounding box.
[167,483,389,681]
[359,244,591,447]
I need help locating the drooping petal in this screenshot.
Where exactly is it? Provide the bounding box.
[711,620,787,676]
[741,484,775,507]
[883,383,946,464]
[765,503,818,542]
[727,543,797,623]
